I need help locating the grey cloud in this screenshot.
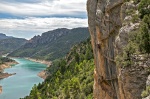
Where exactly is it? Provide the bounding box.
[0,0,87,18]
[0,17,87,39]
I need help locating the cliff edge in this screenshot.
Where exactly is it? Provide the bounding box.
[87,0,149,99]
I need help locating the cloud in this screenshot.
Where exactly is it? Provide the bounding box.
[0,0,88,39]
[0,17,88,39]
[0,0,87,18]
[3,0,42,3]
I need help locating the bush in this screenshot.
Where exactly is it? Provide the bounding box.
[138,0,150,18]
[138,15,150,53]
[116,0,150,67]
[141,86,150,98]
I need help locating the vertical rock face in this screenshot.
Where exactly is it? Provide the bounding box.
[87,0,123,98]
[87,0,149,99]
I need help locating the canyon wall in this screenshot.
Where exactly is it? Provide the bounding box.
[87,0,149,99]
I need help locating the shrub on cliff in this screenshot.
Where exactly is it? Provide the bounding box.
[138,15,150,54]
[116,0,150,67]
[141,86,150,98]
[138,0,150,18]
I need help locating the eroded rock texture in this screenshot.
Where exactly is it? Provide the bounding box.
[87,0,123,98]
[87,0,149,99]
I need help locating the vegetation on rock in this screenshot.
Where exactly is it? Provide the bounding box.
[141,86,150,98]
[116,0,150,67]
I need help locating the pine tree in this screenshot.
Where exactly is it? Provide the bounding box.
[139,15,150,53]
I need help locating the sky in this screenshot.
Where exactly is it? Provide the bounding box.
[0,0,88,39]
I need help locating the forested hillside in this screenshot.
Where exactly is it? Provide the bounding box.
[22,38,94,99]
[0,38,27,55]
[9,27,90,61]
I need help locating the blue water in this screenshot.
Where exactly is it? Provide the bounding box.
[0,58,47,99]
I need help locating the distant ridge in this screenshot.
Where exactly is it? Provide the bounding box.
[8,27,90,60]
[0,34,27,55]
[0,33,13,40]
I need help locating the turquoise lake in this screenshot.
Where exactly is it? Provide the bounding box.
[0,58,47,99]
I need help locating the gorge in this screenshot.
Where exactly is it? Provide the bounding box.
[0,0,149,98]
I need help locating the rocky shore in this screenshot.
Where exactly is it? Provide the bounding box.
[0,86,2,94]
[25,58,51,67]
[0,61,18,76]
[0,61,17,70]
[38,70,48,80]
[0,61,17,94]
[25,58,51,80]
[0,72,16,79]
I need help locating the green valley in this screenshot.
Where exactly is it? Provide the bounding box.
[22,38,95,99]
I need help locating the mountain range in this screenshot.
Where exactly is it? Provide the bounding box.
[0,34,27,55]
[8,27,90,60]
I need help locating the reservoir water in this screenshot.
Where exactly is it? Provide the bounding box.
[0,58,47,99]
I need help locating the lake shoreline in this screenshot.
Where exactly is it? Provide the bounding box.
[0,86,2,94]
[8,57,51,67]
[25,58,52,67]
[0,61,18,94]
[0,58,47,98]
[0,61,18,79]
[9,57,51,79]
[38,70,48,80]
[25,58,51,80]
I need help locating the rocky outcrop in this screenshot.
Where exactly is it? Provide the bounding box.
[117,54,149,99]
[146,75,150,86]
[142,74,150,99]
[115,1,149,99]
[143,95,150,99]
[38,70,48,80]
[87,0,149,99]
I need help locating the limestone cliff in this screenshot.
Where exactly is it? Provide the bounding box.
[87,0,149,99]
